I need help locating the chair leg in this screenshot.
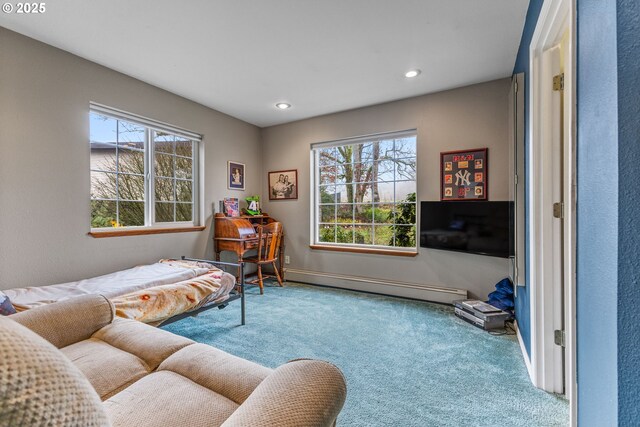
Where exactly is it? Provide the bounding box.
[257,265,264,295]
[272,262,284,287]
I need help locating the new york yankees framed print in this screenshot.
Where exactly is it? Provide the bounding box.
[440,148,488,200]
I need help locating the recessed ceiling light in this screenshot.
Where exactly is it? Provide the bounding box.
[405,69,421,78]
[275,102,291,110]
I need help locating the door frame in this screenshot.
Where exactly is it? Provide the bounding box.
[529,0,577,424]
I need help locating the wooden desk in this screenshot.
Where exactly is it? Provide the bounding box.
[214,213,285,281]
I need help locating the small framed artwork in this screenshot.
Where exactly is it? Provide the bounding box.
[228,161,245,190]
[268,169,298,200]
[440,148,488,201]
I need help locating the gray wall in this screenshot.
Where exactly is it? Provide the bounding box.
[0,28,261,289]
[261,79,511,299]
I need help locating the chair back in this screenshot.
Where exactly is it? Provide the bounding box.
[256,222,282,263]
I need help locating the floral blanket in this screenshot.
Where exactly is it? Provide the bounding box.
[111,267,235,325]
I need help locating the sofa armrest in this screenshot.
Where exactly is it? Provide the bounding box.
[11,294,114,348]
[221,359,346,427]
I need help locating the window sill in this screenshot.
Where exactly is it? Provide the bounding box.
[89,226,206,238]
[309,244,418,257]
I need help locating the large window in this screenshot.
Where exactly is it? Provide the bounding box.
[90,105,200,229]
[312,130,417,252]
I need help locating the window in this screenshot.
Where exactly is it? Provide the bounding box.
[90,105,201,230]
[311,130,417,252]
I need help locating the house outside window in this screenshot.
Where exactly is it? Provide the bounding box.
[311,130,417,253]
[89,104,201,229]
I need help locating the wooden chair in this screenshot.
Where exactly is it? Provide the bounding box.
[244,222,284,294]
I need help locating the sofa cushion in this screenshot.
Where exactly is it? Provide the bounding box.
[158,343,272,405]
[11,294,114,348]
[92,317,194,370]
[62,338,149,400]
[104,370,239,427]
[0,316,110,427]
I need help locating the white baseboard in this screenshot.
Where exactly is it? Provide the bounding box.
[514,320,534,383]
[285,268,467,304]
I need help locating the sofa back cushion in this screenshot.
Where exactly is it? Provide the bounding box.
[0,316,110,427]
[11,294,114,348]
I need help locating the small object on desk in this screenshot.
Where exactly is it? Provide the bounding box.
[223,197,240,217]
[244,195,261,215]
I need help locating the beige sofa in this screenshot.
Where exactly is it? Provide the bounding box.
[0,294,346,427]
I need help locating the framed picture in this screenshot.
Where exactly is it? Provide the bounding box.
[268,169,298,200]
[227,161,245,190]
[440,148,488,201]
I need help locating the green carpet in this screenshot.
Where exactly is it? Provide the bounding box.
[162,281,568,426]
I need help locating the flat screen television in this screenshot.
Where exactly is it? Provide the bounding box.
[419,201,513,258]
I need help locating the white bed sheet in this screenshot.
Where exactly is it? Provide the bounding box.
[5,262,210,310]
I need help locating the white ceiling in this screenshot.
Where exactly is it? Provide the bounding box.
[0,0,529,127]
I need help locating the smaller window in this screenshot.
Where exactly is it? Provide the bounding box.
[90,105,201,230]
[311,130,418,253]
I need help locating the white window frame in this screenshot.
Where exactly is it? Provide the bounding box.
[310,129,418,253]
[89,103,203,230]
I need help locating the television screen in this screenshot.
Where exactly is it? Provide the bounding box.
[419,201,513,258]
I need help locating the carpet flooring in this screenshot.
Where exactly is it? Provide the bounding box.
[162,281,568,426]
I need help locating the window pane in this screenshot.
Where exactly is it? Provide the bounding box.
[176,180,192,202]
[377,182,394,203]
[395,181,417,202]
[320,205,336,223]
[319,166,336,185]
[90,113,117,144]
[335,185,349,203]
[337,204,353,222]
[337,225,353,244]
[118,121,145,149]
[118,201,145,227]
[318,224,336,243]
[394,137,417,158]
[395,202,416,226]
[354,225,373,244]
[318,147,337,167]
[91,200,117,228]
[395,158,417,180]
[155,153,174,177]
[118,148,145,175]
[91,145,117,172]
[91,171,117,199]
[353,162,373,183]
[394,225,416,248]
[374,225,394,246]
[375,160,395,182]
[154,132,174,154]
[156,202,174,222]
[175,138,192,157]
[373,204,394,223]
[118,174,144,201]
[354,205,373,223]
[378,139,395,157]
[175,157,192,179]
[319,185,336,203]
[155,178,175,201]
[176,203,192,222]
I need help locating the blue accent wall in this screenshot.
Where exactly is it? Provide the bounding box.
[615,0,640,423]
[577,0,620,424]
[512,0,544,359]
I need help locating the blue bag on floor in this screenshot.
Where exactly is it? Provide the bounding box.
[487,278,514,311]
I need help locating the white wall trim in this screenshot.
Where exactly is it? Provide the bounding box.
[285,268,467,304]
[528,3,576,425]
[514,320,534,382]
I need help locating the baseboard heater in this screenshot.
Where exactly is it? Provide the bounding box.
[285,268,467,304]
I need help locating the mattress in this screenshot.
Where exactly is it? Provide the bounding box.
[5,259,234,314]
